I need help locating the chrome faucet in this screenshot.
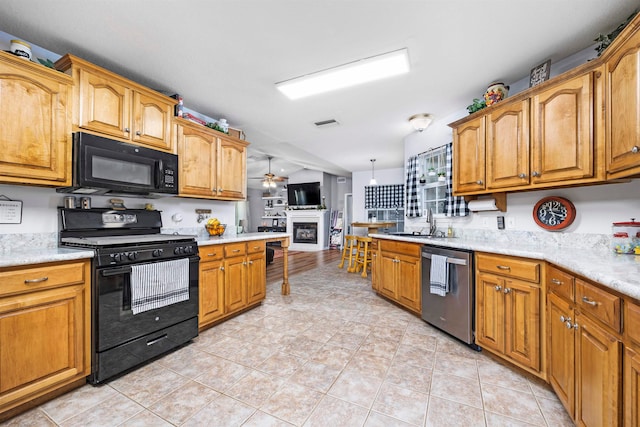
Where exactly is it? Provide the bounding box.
[426,208,436,236]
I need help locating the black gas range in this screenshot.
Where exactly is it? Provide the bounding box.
[59,208,199,384]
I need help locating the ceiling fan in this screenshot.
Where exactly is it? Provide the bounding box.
[249,156,288,188]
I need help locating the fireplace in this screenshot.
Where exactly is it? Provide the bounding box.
[293,222,318,244]
[286,210,329,252]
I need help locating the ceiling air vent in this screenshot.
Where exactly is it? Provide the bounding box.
[314,119,339,128]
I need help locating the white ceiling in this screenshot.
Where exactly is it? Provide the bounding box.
[0,1,637,188]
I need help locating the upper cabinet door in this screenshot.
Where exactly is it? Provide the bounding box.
[77,67,132,140]
[0,51,72,186]
[531,71,598,184]
[176,120,217,198]
[486,99,530,190]
[216,135,248,200]
[605,16,640,178]
[452,115,486,194]
[132,91,174,151]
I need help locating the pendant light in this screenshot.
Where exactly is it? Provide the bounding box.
[369,159,377,185]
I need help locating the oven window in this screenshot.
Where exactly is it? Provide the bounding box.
[92,155,152,186]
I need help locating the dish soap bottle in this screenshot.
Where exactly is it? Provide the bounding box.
[447,224,454,237]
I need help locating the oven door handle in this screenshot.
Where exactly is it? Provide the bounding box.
[101,266,133,276]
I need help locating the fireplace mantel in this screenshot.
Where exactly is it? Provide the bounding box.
[286,210,329,251]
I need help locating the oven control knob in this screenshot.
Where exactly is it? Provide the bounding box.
[152,249,164,257]
[127,252,138,261]
[185,245,193,254]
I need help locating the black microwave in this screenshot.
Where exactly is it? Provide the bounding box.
[57,132,178,197]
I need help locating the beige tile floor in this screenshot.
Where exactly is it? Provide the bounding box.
[3,262,574,426]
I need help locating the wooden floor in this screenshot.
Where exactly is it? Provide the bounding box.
[266,247,343,283]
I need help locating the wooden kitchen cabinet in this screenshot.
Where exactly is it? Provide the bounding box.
[475,253,543,377]
[624,300,640,426]
[175,118,248,201]
[486,99,530,190]
[603,12,640,179]
[198,241,267,330]
[370,239,380,292]
[55,54,176,152]
[198,246,226,327]
[375,240,421,314]
[449,60,603,195]
[0,260,91,418]
[0,50,72,187]
[546,264,623,426]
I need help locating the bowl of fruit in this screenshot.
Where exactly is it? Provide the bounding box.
[205,218,226,236]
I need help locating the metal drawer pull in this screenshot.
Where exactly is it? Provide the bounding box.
[24,276,49,284]
[232,249,240,253]
[551,278,563,285]
[496,265,511,270]
[207,253,217,257]
[421,253,467,266]
[582,296,598,306]
[146,334,168,346]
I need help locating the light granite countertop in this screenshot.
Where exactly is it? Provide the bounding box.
[371,233,640,302]
[196,232,290,246]
[0,233,290,269]
[0,247,95,268]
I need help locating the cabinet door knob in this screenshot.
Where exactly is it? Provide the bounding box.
[249,260,253,265]
[532,171,540,177]
[632,146,639,154]
[124,127,130,133]
[476,180,483,185]
[518,173,526,178]
[503,287,511,294]
[494,285,502,291]
[220,266,225,271]
[218,188,224,192]
[135,130,141,136]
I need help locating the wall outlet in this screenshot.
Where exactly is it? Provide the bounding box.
[497,216,505,230]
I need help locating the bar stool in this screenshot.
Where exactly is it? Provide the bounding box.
[338,235,357,271]
[353,236,373,278]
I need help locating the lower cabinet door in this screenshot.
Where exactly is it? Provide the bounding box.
[625,346,640,427]
[575,313,621,427]
[0,286,87,408]
[199,259,225,327]
[547,293,575,418]
[247,252,266,305]
[475,273,505,353]
[503,279,540,371]
[396,256,420,313]
[224,256,247,313]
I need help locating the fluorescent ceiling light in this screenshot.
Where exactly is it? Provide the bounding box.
[276,48,410,100]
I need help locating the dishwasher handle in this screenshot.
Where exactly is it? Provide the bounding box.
[422,252,467,266]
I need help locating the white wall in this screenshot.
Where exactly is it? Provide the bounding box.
[0,184,236,237]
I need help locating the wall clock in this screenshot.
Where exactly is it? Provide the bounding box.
[533,196,576,231]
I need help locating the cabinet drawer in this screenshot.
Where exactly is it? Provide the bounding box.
[0,261,87,297]
[576,278,621,332]
[476,253,541,283]
[379,240,421,258]
[199,245,224,261]
[247,240,266,254]
[547,265,575,302]
[224,243,246,258]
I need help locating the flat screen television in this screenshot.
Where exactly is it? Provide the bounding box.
[287,182,321,207]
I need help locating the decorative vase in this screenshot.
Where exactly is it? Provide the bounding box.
[484,82,510,106]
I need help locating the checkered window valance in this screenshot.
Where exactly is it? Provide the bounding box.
[364,184,405,209]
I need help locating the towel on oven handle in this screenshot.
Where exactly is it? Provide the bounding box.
[130,258,190,315]
[429,254,449,297]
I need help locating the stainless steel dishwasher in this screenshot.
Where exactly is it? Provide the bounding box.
[421,245,479,350]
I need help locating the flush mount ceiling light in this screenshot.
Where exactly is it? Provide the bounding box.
[369,159,377,186]
[409,113,434,132]
[276,48,410,100]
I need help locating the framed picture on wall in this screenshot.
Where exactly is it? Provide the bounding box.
[529,59,551,87]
